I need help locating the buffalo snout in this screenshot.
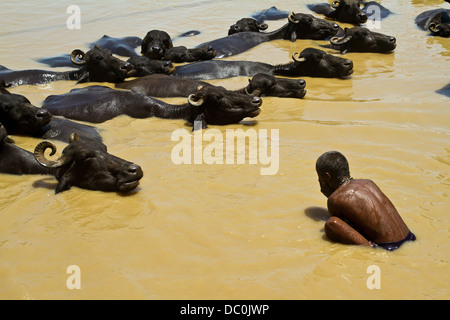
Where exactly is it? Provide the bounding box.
[127,163,143,177]
[357,12,368,23]
[36,108,52,123]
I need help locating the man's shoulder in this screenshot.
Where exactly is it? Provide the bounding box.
[329,179,376,203]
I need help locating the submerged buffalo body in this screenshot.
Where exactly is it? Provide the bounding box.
[197,12,340,58]
[89,35,142,57]
[172,48,353,80]
[36,35,143,68]
[0,122,53,175]
[42,85,262,128]
[116,73,306,99]
[327,27,396,53]
[34,133,143,194]
[250,6,290,23]
[415,9,450,38]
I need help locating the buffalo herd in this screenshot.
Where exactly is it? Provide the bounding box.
[0,0,449,194]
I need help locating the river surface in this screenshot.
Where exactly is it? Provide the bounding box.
[0,0,448,300]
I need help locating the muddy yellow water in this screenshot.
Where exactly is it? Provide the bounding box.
[0,0,449,300]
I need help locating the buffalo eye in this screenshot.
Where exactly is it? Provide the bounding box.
[80,151,95,161]
[214,93,224,101]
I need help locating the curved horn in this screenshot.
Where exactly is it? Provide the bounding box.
[330,35,352,45]
[250,88,262,97]
[188,94,204,107]
[69,132,81,143]
[331,0,340,8]
[258,23,268,31]
[70,49,86,66]
[429,22,441,33]
[34,141,69,168]
[288,12,299,23]
[292,52,306,62]
[244,85,261,97]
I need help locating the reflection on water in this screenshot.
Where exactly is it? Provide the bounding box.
[0,0,449,300]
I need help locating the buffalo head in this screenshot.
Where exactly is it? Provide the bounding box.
[328,0,367,24]
[286,12,340,41]
[0,91,52,135]
[126,56,174,77]
[245,73,306,99]
[34,133,144,194]
[228,18,268,35]
[330,27,396,53]
[164,45,216,63]
[187,86,262,128]
[141,30,174,60]
[428,12,450,38]
[281,48,354,78]
[71,45,134,83]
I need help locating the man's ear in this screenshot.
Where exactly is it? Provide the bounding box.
[322,172,332,183]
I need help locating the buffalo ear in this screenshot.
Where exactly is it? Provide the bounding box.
[76,71,90,84]
[55,178,71,194]
[325,9,337,19]
[55,170,75,194]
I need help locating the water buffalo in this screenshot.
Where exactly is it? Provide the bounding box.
[70,45,134,83]
[243,73,307,99]
[0,122,54,175]
[42,85,262,128]
[228,18,268,35]
[126,56,174,77]
[141,30,174,60]
[172,48,353,80]
[90,35,142,57]
[34,133,143,194]
[415,9,450,38]
[307,0,392,25]
[163,45,216,63]
[327,27,396,53]
[116,73,307,99]
[0,89,51,136]
[141,30,216,62]
[196,12,340,58]
[1,46,136,87]
[0,86,102,143]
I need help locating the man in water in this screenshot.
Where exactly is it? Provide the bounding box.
[315,151,416,251]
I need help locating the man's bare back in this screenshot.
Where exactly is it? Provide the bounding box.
[316,151,415,251]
